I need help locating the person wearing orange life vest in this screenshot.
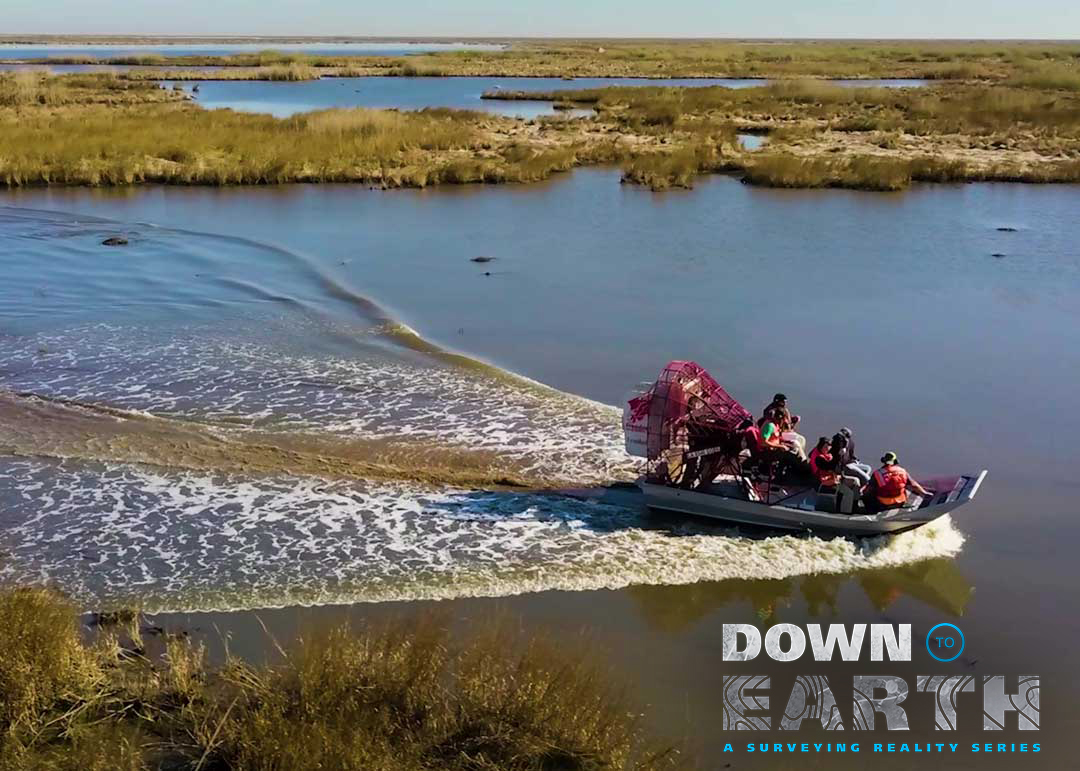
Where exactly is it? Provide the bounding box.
[863,452,932,512]
[808,437,839,487]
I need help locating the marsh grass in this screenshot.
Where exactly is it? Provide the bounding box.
[743,155,914,191]
[0,85,601,190]
[742,154,1080,189]
[6,70,1080,194]
[32,40,1080,80]
[0,104,490,187]
[0,72,179,107]
[1007,63,1080,92]
[0,589,681,771]
[621,142,732,190]
[122,64,324,82]
[491,80,1080,138]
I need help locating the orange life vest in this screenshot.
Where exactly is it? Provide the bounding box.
[809,447,838,486]
[872,464,909,505]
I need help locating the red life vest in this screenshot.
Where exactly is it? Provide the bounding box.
[872,464,909,505]
[809,447,838,486]
[744,425,767,453]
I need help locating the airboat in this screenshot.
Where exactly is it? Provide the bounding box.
[622,361,986,536]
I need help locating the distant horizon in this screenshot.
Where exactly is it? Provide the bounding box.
[1,1,1077,40]
[2,34,1079,43]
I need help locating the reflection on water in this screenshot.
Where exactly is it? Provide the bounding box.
[626,558,972,632]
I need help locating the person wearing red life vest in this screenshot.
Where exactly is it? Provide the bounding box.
[863,451,931,512]
[808,436,839,487]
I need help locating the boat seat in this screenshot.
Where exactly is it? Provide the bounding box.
[814,487,839,513]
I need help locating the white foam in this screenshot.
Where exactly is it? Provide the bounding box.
[3,325,637,484]
[0,458,965,614]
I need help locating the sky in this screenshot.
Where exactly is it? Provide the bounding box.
[1,1,1078,40]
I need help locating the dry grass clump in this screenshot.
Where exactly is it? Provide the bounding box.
[209,622,674,771]
[0,590,101,738]
[0,589,680,771]
[0,72,61,106]
[743,154,914,191]
[0,72,181,107]
[118,64,323,82]
[1006,63,1080,92]
[621,142,730,190]
[739,154,1080,190]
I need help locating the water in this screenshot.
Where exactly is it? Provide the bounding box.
[165,76,761,118]
[0,61,926,119]
[738,133,767,150]
[1,174,1076,765]
[0,42,506,59]
[165,76,926,118]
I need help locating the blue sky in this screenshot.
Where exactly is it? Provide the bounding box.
[2,1,1077,39]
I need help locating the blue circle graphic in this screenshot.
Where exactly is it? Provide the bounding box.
[926,623,965,662]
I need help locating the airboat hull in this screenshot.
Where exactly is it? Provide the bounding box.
[639,470,987,536]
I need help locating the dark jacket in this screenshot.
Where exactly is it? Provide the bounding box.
[831,433,855,466]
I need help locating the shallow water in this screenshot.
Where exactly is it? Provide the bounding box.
[2,173,1077,766]
[167,76,927,118]
[167,76,764,118]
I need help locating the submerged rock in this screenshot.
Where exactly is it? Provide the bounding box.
[101,236,129,246]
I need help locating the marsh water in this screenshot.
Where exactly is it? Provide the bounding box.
[2,173,1077,766]
[168,76,769,118]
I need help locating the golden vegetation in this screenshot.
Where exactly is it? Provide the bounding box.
[0,73,623,190]
[0,588,680,771]
[0,100,549,187]
[0,71,181,107]
[491,79,1080,190]
[19,40,1080,81]
[4,64,1080,193]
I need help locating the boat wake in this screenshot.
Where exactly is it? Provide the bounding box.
[0,206,968,612]
[0,457,965,614]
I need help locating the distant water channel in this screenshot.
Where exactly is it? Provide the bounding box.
[164,76,928,118]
